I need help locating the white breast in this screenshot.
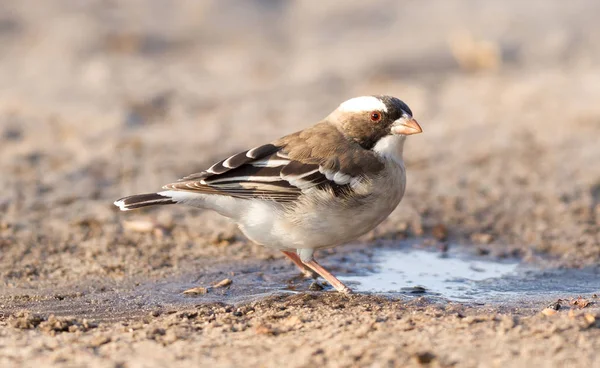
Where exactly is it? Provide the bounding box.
[237,136,408,251]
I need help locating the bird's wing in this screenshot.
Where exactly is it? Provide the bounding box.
[163,123,385,203]
[162,145,351,203]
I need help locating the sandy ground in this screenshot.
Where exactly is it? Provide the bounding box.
[1,0,600,367]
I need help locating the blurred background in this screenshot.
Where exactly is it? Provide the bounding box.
[1,0,599,284]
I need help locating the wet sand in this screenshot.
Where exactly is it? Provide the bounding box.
[1,1,600,367]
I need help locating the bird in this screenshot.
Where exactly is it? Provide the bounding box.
[114,95,422,293]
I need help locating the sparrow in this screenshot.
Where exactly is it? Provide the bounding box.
[114,95,422,293]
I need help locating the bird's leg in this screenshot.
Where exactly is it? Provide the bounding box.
[302,259,352,294]
[281,251,317,278]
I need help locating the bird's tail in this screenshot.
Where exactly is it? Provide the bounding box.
[114,192,177,211]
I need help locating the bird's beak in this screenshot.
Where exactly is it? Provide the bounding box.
[391,116,423,135]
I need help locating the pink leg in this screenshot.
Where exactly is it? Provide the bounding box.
[303,259,352,294]
[282,251,317,278]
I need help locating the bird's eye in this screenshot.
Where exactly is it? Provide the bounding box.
[370,111,381,122]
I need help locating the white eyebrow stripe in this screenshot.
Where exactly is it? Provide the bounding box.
[338,96,387,113]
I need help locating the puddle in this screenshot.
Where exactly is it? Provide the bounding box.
[2,246,599,322]
[340,248,600,303]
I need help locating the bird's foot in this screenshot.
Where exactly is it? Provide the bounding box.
[302,259,352,294]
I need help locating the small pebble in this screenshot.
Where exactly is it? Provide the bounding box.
[213,278,232,288]
[308,282,324,291]
[182,287,209,295]
[570,296,591,309]
[541,308,558,316]
[471,233,493,244]
[412,351,436,365]
[410,286,427,294]
[89,336,111,348]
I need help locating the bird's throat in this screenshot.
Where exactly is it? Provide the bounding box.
[372,135,406,166]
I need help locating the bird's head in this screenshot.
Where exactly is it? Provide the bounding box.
[328,95,422,150]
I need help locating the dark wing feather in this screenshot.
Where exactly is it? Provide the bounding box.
[164,143,301,202]
[163,123,383,202]
[162,148,355,202]
[179,144,280,181]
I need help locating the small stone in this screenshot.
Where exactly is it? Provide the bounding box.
[10,311,44,329]
[183,278,232,295]
[183,287,209,295]
[122,220,170,238]
[89,336,111,348]
[541,308,558,316]
[471,233,493,244]
[570,296,591,309]
[213,278,232,288]
[122,220,155,233]
[308,282,324,291]
[412,351,436,365]
[146,328,166,339]
[547,300,562,311]
[82,319,97,330]
[463,316,486,324]
[409,286,427,294]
